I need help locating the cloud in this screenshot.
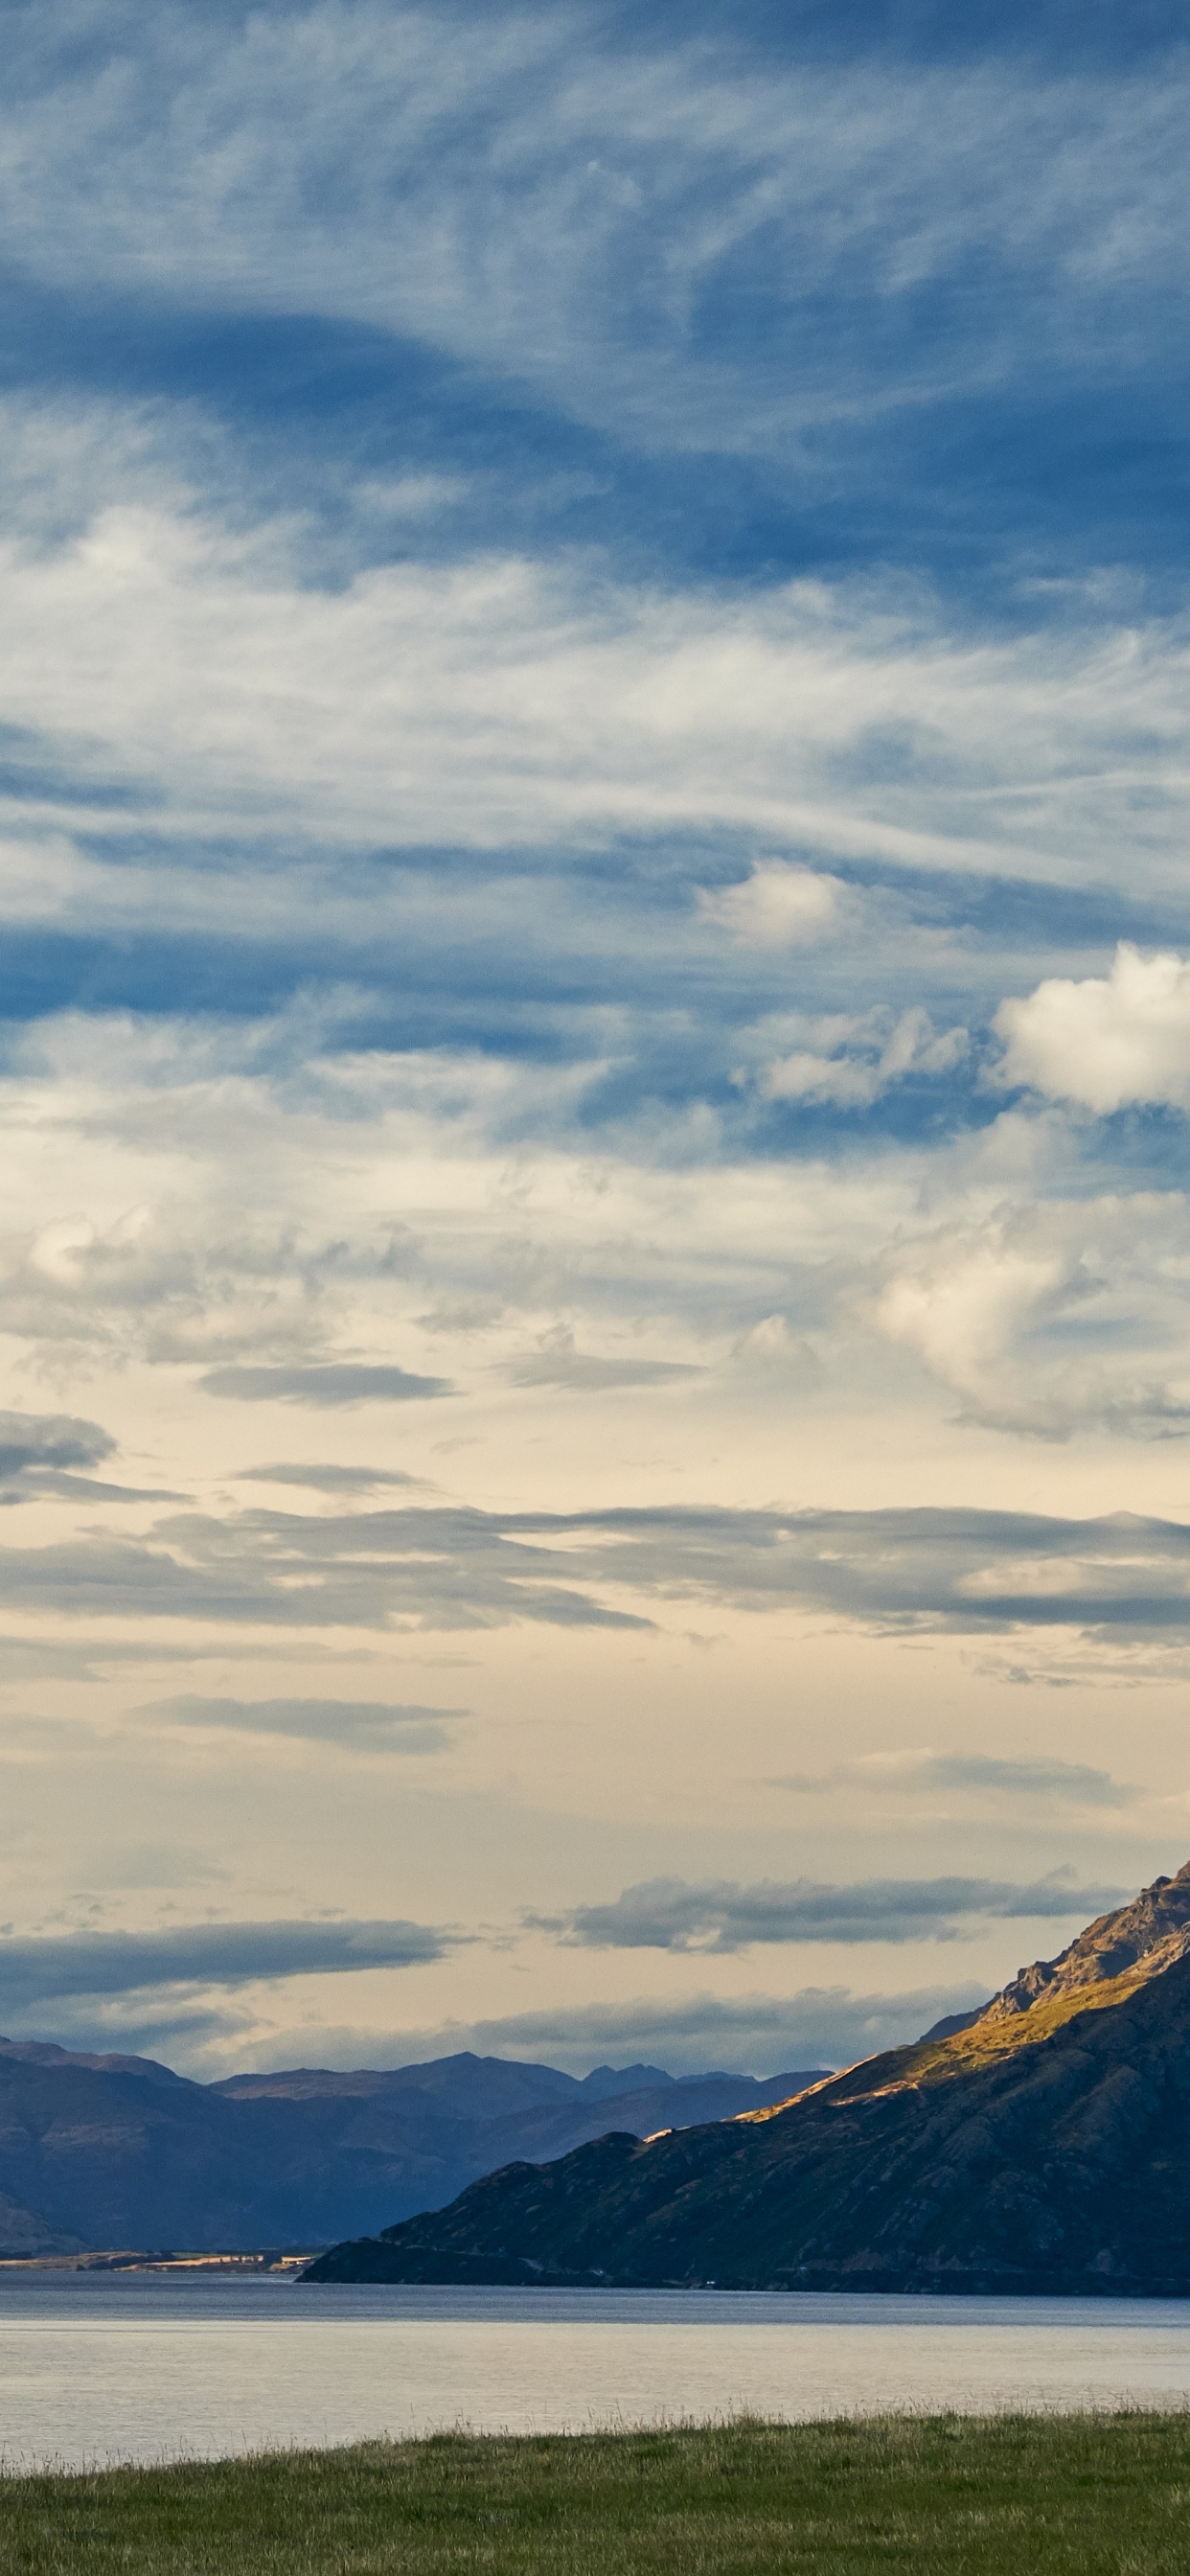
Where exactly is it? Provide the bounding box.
[140,1695,460,1751]
[234,1464,425,1492]
[2,1498,1190,1639]
[509,1327,700,1392]
[0,1006,929,1401]
[0,5,1186,2101]
[2,8,1186,468]
[197,1364,452,1405]
[872,1191,1190,1438]
[540,1871,1123,1953]
[731,1316,824,1380]
[77,1841,228,1893]
[0,1503,658,1631]
[19,1979,1003,2083]
[758,1006,968,1107]
[0,1412,113,1479]
[0,1413,172,1507]
[771,1750,1138,1806]
[996,943,1190,1114]
[0,1183,358,1373]
[0,1411,119,1497]
[0,428,1188,907]
[0,1917,452,2006]
[696,861,844,947]
[400,1985,996,2079]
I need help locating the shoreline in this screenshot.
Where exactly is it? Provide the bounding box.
[0,2251,317,2275]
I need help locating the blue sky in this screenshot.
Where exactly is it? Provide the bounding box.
[0,0,1188,2077]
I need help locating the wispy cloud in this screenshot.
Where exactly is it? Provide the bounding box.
[0,1412,177,1507]
[0,1411,113,1480]
[197,1365,452,1405]
[508,1328,700,1392]
[140,1694,461,1751]
[538,1871,1122,1952]
[3,488,1189,897]
[4,8,1187,459]
[769,1750,1139,1806]
[872,1192,1190,1439]
[393,1984,996,2079]
[0,1917,453,2006]
[0,1500,1187,1637]
[234,1464,426,1492]
[755,1006,968,1109]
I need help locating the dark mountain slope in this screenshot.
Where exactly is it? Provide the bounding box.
[306,1866,1190,2294]
[0,2043,824,2252]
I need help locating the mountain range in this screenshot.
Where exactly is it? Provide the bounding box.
[0,2045,826,2253]
[306,1864,1190,2295]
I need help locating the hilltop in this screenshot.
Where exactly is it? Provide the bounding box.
[306,1864,1190,2294]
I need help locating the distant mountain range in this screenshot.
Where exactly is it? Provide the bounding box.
[0,2045,827,2253]
[307,1865,1190,2295]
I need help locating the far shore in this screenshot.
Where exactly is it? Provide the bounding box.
[0,2250,317,2274]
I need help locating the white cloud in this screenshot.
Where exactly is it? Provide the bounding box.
[0,1001,918,1393]
[872,1190,1190,1438]
[9,993,1190,1457]
[0,408,1189,903]
[697,861,843,947]
[764,1052,884,1108]
[759,1007,968,1107]
[876,1218,1068,1409]
[996,943,1190,1114]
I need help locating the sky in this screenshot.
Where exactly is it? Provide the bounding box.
[0,0,1189,2082]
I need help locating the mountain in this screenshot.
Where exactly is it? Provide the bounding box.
[305,1864,1190,2295]
[0,2043,826,2253]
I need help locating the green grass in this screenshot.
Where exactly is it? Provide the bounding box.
[4,2416,1190,2573]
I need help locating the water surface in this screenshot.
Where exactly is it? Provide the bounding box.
[2,2275,1189,2470]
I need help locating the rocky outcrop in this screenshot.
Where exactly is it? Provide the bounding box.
[979,1861,1190,2023]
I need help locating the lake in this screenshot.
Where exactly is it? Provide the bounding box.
[1,2275,1189,2469]
[0,2277,1184,2472]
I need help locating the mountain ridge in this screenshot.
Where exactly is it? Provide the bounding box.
[0,2045,826,2253]
[305,1865,1190,2295]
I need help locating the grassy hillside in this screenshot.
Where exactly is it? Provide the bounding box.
[6,2418,1190,2573]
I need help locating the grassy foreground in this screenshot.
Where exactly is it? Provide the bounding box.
[4,2417,1190,2574]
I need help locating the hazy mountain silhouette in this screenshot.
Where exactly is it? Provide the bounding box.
[0,2045,825,2252]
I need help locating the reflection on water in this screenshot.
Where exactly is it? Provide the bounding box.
[0,2274,1188,2469]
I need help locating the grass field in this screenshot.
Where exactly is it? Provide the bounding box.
[3,2415,1190,2572]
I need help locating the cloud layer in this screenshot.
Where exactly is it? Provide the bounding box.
[1,1497,1190,1639]
[0,1918,451,2008]
[141,1696,461,1751]
[0,0,1182,2080]
[0,1494,1188,1641]
[546,1873,1123,1952]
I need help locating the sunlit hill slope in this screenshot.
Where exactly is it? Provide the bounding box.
[306,1866,1190,2295]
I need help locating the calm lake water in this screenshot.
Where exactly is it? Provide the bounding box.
[1,2274,1190,2469]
